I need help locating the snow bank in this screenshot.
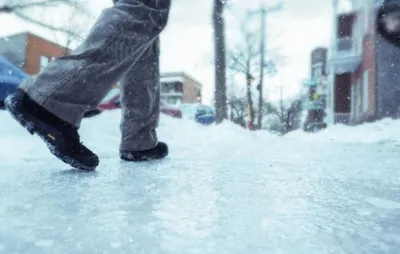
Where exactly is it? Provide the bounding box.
[2,107,400,164]
[78,110,282,158]
[285,117,400,144]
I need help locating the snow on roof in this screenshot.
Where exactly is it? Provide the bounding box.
[160,75,185,83]
[160,72,202,88]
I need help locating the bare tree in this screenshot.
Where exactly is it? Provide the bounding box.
[267,86,302,134]
[228,95,247,128]
[51,0,88,55]
[227,14,283,129]
[227,19,258,128]
[213,0,228,124]
[0,0,90,39]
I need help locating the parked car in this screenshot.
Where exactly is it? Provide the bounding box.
[179,103,215,125]
[83,89,182,118]
[0,57,27,109]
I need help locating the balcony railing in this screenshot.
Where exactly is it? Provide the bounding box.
[160,91,183,96]
[329,36,362,73]
[334,113,350,124]
[332,36,360,56]
[337,37,352,51]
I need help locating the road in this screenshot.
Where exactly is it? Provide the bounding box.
[0,111,399,253]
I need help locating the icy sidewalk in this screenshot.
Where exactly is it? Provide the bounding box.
[1,110,400,254]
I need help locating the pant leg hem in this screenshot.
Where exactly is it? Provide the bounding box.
[119,140,158,151]
[21,86,83,128]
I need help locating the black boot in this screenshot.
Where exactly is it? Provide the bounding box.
[120,142,168,161]
[5,89,99,170]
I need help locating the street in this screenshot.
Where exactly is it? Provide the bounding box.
[0,111,399,253]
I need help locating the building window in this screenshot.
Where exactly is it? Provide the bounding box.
[40,56,50,71]
[363,70,369,113]
[174,82,183,93]
[197,89,201,100]
[161,81,183,94]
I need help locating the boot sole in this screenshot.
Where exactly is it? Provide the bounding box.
[5,94,97,171]
[120,147,168,162]
[120,155,167,162]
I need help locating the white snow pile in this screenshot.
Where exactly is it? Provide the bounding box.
[285,117,400,144]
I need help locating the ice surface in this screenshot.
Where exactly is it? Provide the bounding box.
[1,110,400,253]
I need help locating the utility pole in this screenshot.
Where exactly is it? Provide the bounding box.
[250,2,283,129]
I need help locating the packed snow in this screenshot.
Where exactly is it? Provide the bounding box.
[1,109,400,254]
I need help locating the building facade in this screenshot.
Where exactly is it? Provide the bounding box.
[0,32,68,75]
[327,0,400,125]
[160,72,202,105]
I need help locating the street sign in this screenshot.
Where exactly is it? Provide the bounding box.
[302,78,318,87]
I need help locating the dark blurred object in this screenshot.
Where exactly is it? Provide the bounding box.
[377,1,400,46]
[0,56,27,109]
[83,89,182,119]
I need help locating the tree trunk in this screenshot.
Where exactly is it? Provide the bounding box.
[279,85,285,134]
[213,0,227,124]
[246,73,255,128]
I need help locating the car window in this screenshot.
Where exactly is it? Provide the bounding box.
[204,105,214,114]
[196,105,208,115]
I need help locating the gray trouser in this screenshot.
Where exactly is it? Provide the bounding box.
[19,0,171,151]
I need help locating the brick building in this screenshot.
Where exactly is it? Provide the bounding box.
[0,32,69,75]
[327,0,400,125]
[160,72,202,105]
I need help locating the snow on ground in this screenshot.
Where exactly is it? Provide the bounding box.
[1,110,400,253]
[286,118,400,144]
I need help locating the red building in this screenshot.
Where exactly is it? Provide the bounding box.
[0,32,69,75]
[160,72,202,105]
[327,0,400,125]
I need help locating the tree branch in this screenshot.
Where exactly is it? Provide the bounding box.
[13,10,83,40]
[0,0,87,13]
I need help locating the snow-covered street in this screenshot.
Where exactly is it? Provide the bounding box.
[1,110,400,253]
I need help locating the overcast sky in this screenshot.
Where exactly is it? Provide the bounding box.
[0,0,332,104]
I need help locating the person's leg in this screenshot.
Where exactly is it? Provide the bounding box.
[5,0,171,170]
[21,0,171,127]
[119,38,168,161]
